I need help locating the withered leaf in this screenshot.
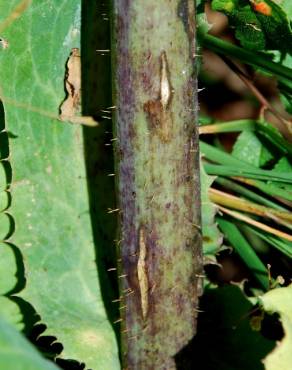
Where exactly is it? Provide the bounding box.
[59,48,97,127]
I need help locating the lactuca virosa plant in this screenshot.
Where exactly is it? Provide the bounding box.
[0,0,203,369]
[0,0,292,369]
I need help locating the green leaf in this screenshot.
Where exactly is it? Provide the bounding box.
[234,5,266,51]
[261,285,292,370]
[0,191,9,212]
[0,297,23,330]
[248,178,292,202]
[0,242,17,294]
[281,0,292,17]
[269,157,292,193]
[201,142,292,185]
[200,163,223,255]
[256,120,292,158]
[0,314,59,370]
[244,225,292,258]
[211,0,237,14]
[212,0,292,53]
[232,131,273,167]
[217,217,269,290]
[273,156,292,173]
[0,242,24,330]
[0,163,7,191]
[199,119,292,158]
[250,0,292,54]
[204,163,292,183]
[197,12,213,35]
[278,54,292,113]
[0,1,119,368]
[0,213,11,240]
[212,0,266,51]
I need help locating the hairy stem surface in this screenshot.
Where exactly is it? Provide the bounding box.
[111,1,203,368]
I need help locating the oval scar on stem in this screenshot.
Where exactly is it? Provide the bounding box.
[137,226,149,319]
[160,51,172,109]
[143,51,174,142]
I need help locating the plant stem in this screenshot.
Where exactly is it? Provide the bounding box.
[199,119,256,134]
[214,177,286,211]
[209,188,292,223]
[111,1,202,368]
[220,57,292,136]
[218,206,292,242]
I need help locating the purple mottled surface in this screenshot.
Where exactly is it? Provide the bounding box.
[111,0,203,368]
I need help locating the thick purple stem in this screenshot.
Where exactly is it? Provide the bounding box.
[111,1,203,368]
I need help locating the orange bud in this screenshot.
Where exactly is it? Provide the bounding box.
[252,1,272,16]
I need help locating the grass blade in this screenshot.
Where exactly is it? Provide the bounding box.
[217,217,269,290]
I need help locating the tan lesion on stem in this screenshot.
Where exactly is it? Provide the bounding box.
[137,226,149,319]
[160,52,172,109]
[143,51,174,142]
